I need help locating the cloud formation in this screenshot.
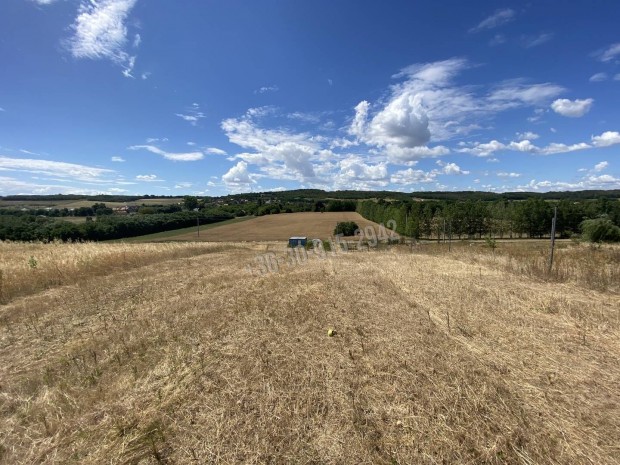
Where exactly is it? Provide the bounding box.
[551,98,593,117]
[470,9,515,33]
[129,145,204,161]
[68,0,139,77]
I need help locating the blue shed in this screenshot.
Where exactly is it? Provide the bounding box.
[288,236,307,247]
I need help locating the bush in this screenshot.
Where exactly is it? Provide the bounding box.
[334,221,359,236]
[580,217,620,243]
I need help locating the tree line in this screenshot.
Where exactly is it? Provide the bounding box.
[356,197,620,240]
[0,211,233,242]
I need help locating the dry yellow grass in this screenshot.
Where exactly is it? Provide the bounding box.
[0,241,618,464]
[155,212,383,242]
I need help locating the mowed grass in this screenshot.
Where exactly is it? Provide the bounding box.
[0,240,618,463]
[153,211,385,242]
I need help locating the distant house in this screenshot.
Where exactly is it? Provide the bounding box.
[288,236,307,247]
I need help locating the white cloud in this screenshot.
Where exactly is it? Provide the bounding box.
[366,91,431,148]
[129,145,204,161]
[68,0,138,77]
[333,156,388,189]
[390,168,436,185]
[174,182,193,189]
[111,156,125,162]
[522,33,554,48]
[488,82,565,108]
[351,59,565,150]
[133,33,141,48]
[592,131,620,147]
[589,72,608,82]
[30,0,58,4]
[254,85,279,94]
[0,176,125,195]
[441,162,469,175]
[497,172,521,178]
[470,9,515,33]
[460,131,620,157]
[597,43,620,62]
[136,174,159,181]
[0,155,114,180]
[551,98,594,117]
[516,131,539,141]
[594,161,608,172]
[222,161,255,187]
[205,147,227,155]
[381,145,450,163]
[175,106,206,126]
[141,72,151,80]
[459,140,506,157]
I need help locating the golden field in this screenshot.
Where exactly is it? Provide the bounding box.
[151,212,383,242]
[0,239,619,464]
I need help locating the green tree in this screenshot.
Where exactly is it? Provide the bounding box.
[334,221,359,236]
[183,196,199,211]
[580,217,620,242]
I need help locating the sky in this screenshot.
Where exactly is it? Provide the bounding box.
[1,0,620,196]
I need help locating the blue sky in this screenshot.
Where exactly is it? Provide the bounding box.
[1,0,619,196]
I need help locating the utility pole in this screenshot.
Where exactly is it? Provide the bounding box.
[547,206,557,274]
[194,208,200,238]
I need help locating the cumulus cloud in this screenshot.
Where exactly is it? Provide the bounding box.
[460,131,620,157]
[469,9,515,33]
[551,98,594,117]
[68,0,138,77]
[366,93,431,148]
[516,131,539,141]
[349,59,565,155]
[129,145,204,161]
[592,131,620,147]
[222,161,254,187]
[390,168,436,185]
[440,162,469,175]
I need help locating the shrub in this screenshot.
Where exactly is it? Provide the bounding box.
[334,221,359,236]
[580,217,620,243]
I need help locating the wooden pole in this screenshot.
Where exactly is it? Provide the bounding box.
[547,206,557,274]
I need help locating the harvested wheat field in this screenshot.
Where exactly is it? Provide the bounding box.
[153,212,382,242]
[1,241,619,464]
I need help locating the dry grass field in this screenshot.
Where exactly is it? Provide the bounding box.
[0,240,619,464]
[153,212,384,242]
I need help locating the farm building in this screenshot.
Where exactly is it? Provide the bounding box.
[288,236,307,247]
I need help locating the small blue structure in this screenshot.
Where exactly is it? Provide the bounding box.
[288,236,307,247]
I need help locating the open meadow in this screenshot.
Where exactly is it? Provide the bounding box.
[0,238,619,464]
